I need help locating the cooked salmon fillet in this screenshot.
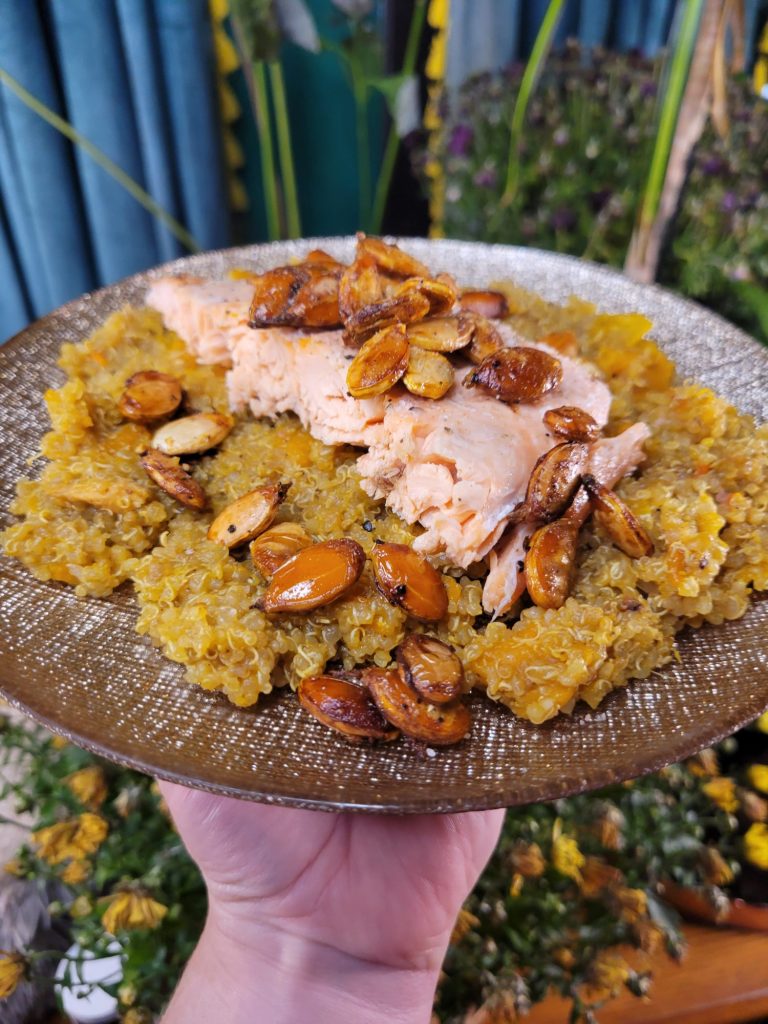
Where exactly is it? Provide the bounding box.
[147,276,386,447]
[481,422,651,615]
[146,276,253,365]
[146,276,640,576]
[357,327,612,566]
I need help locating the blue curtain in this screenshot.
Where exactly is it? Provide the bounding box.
[0,0,229,342]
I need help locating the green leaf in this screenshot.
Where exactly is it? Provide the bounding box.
[732,281,768,341]
[369,73,420,137]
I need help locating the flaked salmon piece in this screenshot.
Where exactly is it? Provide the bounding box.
[226,327,387,447]
[146,276,253,365]
[357,339,612,567]
[146,276,386,447]
[481,422,651,615]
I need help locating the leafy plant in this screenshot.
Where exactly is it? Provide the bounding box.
[1,712,766,1022]
[416,44,768,343]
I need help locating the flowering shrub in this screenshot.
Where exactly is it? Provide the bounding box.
[0,713,766,1021]
[418,45,768,344]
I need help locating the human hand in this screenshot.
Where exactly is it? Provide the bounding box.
[159,782,503,1024]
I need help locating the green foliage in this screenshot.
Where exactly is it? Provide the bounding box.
[0,722,205,1020]
[436,764,742,1022]
[421,45,768,343]
[1,714,765,1022]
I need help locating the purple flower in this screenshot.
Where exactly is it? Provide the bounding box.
[721,191,738,213]
[640,81,657,98]
[473,166,498,189]
[701,155,727,175]
[448,124,474,157]
[589,188,613,213]
[553,127,570,147]
[551,206,577,232]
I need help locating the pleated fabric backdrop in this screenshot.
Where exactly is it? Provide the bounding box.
[0,0,228,341]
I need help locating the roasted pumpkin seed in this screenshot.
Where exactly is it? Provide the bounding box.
[346,323,410,398]
[298,675,399,742]
[406,314,473,353]
[543,405,601,442]
[403,347,454,399]
[250,521,312,576]
[464,346,563,404]
[207,482,290,548]
[52,478,150,513]
[258,538,365,613]
[140,448,208,510]
[370,541,448,621]
[339,257,385,319]
[460,290,509,319]
[396,633,464,704]
[582,475,655,558]
[344,288,431,345]
[356,233,430,279]
[465,313,504,364]
[304,249,344,270]
[248,262,342,329]
[151,412,234,455]
[525,442,589,522]
[524,518,580,609]
[364,666,471,745]
[118,371,182,422]
[398,276,457,317]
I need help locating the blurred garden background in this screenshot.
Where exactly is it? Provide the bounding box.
[1,1,768,1022]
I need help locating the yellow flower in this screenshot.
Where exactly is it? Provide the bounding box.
[66,766,108,809]
[744,823,768,870]
[0,951,26,1000]
[51,735,69,750]
[702,776,739,813]
[742,790,768,823]
[59,859,91,886]
[551,820,585,882]
[450,906,479,945]
[509,841,545,878]
[700,846,734,886]
[593,805,625,851]
[33,813,108,865]
[553,947,576,970]
[102,890,168,935]
[70,895,93,919]
[3,859,24,877]
[747,765,768,795]
[586,951,631,998]
[756,712,768,734]
[509,872,524,898]
[118,983,137,1006]
[122,1010,152,1024]
[632,918,664,956]
[687,747,719,777]
[755,23,767,95]
[580,856,623,897]
[612,886,648,923]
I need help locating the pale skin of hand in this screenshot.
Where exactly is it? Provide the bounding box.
[159,781,504,1024]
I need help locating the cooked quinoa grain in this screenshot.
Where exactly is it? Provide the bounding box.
[3,292,766,723]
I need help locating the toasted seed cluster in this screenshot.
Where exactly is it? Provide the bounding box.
[337,235,513,403]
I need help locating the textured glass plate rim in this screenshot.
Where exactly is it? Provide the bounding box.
[0,237,766,814]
